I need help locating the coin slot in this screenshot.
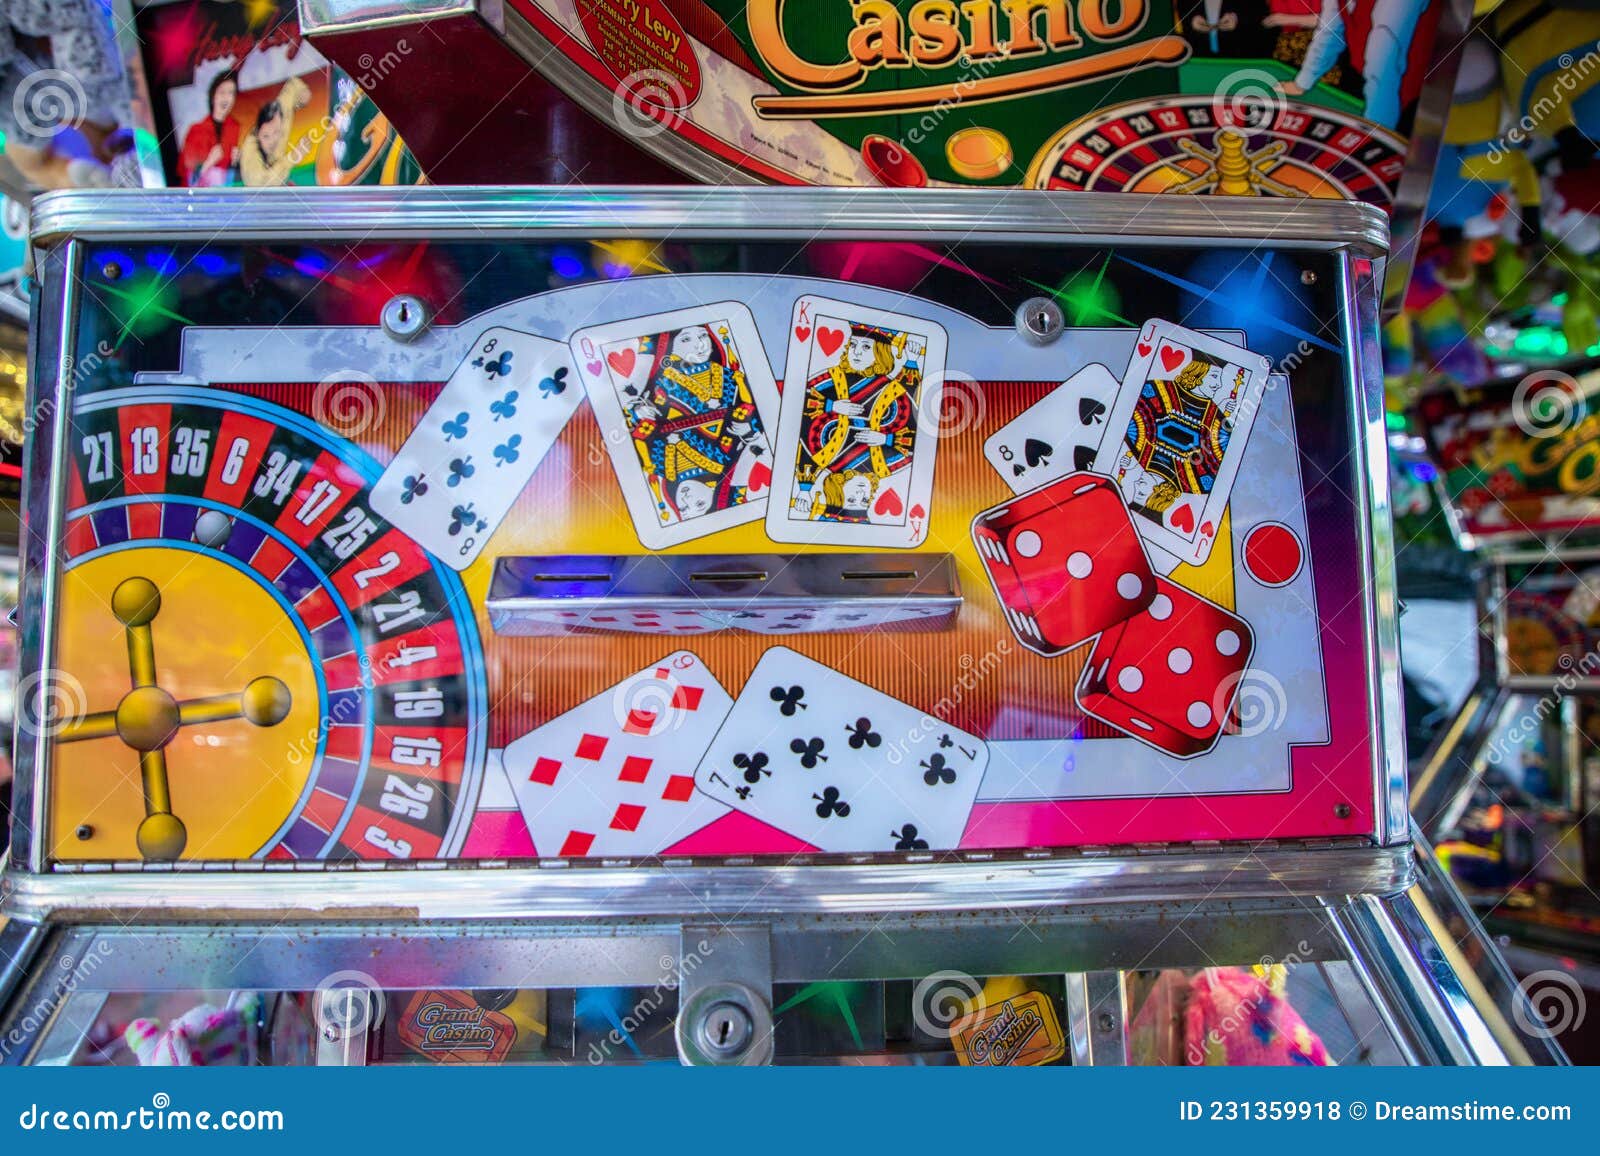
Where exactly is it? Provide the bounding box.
[691,571,769,583]
[841,570,917,581]
[533,573,611,583]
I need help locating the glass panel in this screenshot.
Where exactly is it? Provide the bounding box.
[37,231,1377,867]
[19,964,1399,1066]
[1124,962,1392,1066]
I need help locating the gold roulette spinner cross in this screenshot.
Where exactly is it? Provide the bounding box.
[56,576,292,860]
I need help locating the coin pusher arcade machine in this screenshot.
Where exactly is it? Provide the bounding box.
[1409,375,1600,1055]
[0,182,1563,1066]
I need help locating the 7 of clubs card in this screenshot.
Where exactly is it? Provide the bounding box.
[766,296,949,549]
[372,327,582,570]
[695,648,987,853]
[1092,319,1273,567]
[570,303,779,550]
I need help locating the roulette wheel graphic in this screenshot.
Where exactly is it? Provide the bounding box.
[1029,96,1409,207]
[50,386,488,862]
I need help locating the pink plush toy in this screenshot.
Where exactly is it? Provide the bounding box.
[1183,968,1331,1066]
[124,996,261,1066]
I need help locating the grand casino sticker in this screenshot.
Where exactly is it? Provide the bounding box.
[951,990,1066,1067]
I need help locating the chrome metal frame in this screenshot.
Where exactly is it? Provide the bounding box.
[4,842,1412,923]
[30,187,1390,250]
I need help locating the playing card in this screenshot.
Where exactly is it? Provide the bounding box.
[766,296,949,549]
[570,303,779,550]
[695,647,987,852]
[503,652,733,857]
[372,327,581,570]
[985,364,1117,494]
[1092,319,1272,567]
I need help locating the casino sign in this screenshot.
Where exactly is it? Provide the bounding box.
[497,0,1449,208]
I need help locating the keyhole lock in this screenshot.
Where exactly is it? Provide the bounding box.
[381,294,430,343]
[676,981,774,1066]
[1016,297,1065,346]
[698,1001,754,1057]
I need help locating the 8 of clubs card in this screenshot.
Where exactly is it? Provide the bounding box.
[1092,319,1273,567]
[766,296,949,549]
[570,302,779,550]
[372,327,582,570]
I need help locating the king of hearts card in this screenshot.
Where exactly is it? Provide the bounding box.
[19,190,1399,870]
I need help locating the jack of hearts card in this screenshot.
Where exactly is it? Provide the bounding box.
[766,296,949,549]
[1093,319,1272,568]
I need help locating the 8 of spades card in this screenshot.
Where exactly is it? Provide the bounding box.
[984,364,1118,494]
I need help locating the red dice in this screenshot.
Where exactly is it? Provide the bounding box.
[1075,576,1255,758]
[972,473,1157,656]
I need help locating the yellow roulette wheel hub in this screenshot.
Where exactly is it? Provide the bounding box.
[51,555,316,861]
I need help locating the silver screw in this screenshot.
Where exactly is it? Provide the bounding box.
[1300,269,1317,286]
[1016,297,1066,345]
[381,294,430,342]
[1095,1011,1116,1034]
